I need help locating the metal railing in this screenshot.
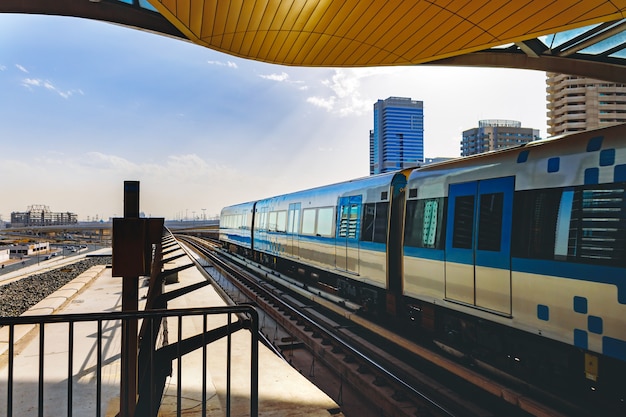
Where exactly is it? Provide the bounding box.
[0,306,258,417]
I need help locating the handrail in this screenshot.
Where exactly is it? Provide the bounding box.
[0,306,259,417]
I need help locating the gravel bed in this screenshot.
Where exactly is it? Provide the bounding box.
[0,257,111,318]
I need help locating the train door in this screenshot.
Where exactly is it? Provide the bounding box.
[445,176,514,315]
[287,203,301,258]
[336,196,361,274]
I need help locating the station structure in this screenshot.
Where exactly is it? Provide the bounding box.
[1,1,625,417]
[2,1,624,81]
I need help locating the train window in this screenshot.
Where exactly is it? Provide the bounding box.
[339,204,359,238]
[288,204,301,234]
[569,186,626,265]
[362,204,376,241]
[276,211,287,232]
[404,198,444,249]
[288,210,295,233]
[477,193,503,251]
[554,190,574,259]
[422,200,439,247]
[302,209,316,235]
[513,185,626,266]
[258,211,267,231]
[347,204,359,238]
[452,196,475,249]
[373,203,388,243]
[317,207,334,236]
[361,202,389,243]
[268,212,277,232]
[512,189,561,259]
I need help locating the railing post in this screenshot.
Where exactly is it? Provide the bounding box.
[115,181,141,417]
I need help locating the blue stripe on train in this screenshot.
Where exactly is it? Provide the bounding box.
[403,249,626,305]
[511,258,626,305]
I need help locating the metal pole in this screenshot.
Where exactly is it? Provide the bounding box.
[120,181,140,417]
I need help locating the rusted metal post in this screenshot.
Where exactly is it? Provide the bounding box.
[118,181,140,417]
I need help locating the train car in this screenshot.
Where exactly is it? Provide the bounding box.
[219,201,255,256]
[221,171,409,312]
[401,123,626,403]
[219,123,626,407]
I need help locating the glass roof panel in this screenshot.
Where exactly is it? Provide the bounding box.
[540,24,599,49]
[537,20,626,61]
[609,49,626,59]
[579,34,626,55]
[138,0,158,12]
[111,0,158,13]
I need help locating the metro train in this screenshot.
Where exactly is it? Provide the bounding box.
[219,123,626,407]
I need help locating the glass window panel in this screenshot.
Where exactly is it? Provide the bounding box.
[288,210,295,233]
[554,190,574,258]
[339,205,350,238]
[422,200,438,247]
[452,195,475,249]
[302,209,316,235]
[477,193,503,252]
[404,200,419,247]
[268,212,277,232]
[348,204,359,238]
[405,198,445,249]
[317,207,334,237]
[373,202,388,243]
[258,211,267,231]
[276,211,287,232]
[512,190,561,259]
[138,0,158,11]
[570,187,626,264]
[294,209,300,233]
[361,204,375,242]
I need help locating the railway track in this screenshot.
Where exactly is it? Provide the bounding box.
[177,235,594,417]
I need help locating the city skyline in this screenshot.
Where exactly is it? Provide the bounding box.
[0,13,548,221]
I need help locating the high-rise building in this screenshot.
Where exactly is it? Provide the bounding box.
[546,73,626,136]
[370,97,424,175]
[460,120,540,157]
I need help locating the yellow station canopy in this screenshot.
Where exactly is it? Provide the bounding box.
[148,0,626,67]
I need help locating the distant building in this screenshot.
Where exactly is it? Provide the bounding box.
[0,246,9,264]
[460,120,540,157]
[546,73,626,136]
[370,97,424,175]
[10,205,78,227]
[9,242,49,258]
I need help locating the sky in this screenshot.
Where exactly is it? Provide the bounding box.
[0,13,549,221]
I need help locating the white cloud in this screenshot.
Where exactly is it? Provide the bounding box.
[15,64,28,73]
[21,77,82,99]
[82,152,236,183]
[207,60,238,69]
[306,96,335,111]
[0,65,6,71]
[259,71,289,82]
[22,78,41,87]
[83,152,139,172]
[307,68,380,117]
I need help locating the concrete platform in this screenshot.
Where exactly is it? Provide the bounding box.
[0,246,342,416]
